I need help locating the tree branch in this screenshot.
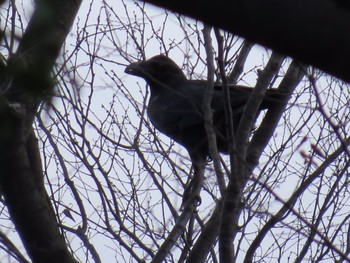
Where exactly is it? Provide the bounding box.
[0,0,82,262]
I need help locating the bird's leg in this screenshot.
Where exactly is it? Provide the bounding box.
[181,155,206,210]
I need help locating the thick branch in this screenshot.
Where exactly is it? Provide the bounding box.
[236,52,284,161]
[187,202,222,262]
[202,25,226,195]
[247,61,305,168]
[152,159,206,263]
[0,0,82,262]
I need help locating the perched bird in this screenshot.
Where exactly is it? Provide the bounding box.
[125,55,282,204]
[125,54,281,160]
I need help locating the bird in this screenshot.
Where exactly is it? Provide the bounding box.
[125,54,282,205]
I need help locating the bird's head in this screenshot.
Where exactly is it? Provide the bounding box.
[125,55,187,88]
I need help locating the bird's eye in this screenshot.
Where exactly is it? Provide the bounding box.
[153,63,165,72]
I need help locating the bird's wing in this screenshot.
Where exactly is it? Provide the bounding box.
[147,89,204,138]
[214,83,284,110]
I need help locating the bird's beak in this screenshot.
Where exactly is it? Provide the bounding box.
[125,61,147,77]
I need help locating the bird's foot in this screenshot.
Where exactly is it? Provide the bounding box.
[180,183,202,211]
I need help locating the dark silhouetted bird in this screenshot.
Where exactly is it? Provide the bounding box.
[125,55,282,205]
[125,55,281,160]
